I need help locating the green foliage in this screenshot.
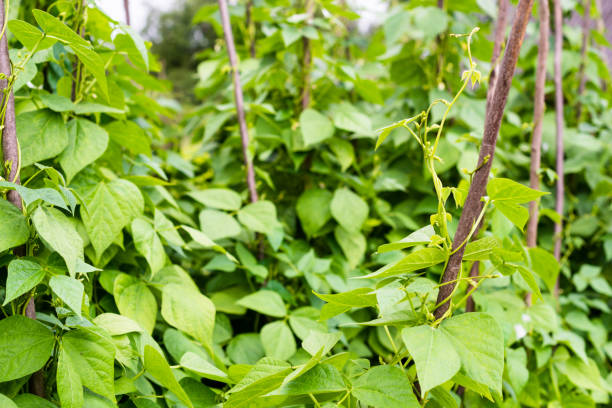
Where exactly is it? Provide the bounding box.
[0,0,610,407]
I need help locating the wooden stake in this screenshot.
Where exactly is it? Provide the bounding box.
[466,0,509,313]
[435,0,535,320]
[575,0,591,121]
[0,0,45,397]
[218,0,258,203]
[553,0,565,295]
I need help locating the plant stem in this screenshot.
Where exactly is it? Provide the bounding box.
[218,0,258,203]
[553,0,564,297]
[434,0,534,320]
[575,0,591,122]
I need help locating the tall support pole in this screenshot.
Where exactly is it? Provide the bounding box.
[218,0,258,203]
[435,0,535,320]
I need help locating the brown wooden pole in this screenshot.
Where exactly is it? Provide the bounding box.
[575,0,591,121]
[466,0,509,313]
[525,0,550,306]
[218,0,258,203]
[301,0,314,110]
[553,0,564,296]
[0,0,44,396]
[124,0,131,25]
[435,0,535,320]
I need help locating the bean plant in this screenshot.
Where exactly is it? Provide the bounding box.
[0,1,610,408]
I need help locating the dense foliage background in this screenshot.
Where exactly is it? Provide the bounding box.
[0,0,610,407]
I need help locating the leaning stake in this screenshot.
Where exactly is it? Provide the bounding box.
[525,0,550,305]
[0,0,45,396]
[553,0,564,295]
[575,0,591,121]
[435,0,535,320]
[466,0,509,313]
[218,0,258,203]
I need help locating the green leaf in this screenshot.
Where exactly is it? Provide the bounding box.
[401,325,460,396]
[62,327,115,402]
[114,275,157,334]
[144,345,194,408]
[39,93,76,112]
[282,364,346,394]
[505,348,528,394]
[227,333,265,364]
[440,313,504,395]
[199,209,242,240]
[237,201,278,234]
[331,102,372,134]
[0,394,18,408]
[0,182,68,211]
[81,178,144,260]
[334,225,366,269]
[3,260,45,305]
[119,25,149,71]
[517,266,543,302]
[59,118,109,183]
[261,321,296,361]
[452,372,492,401]
[49,275,84,316]
[17,109,68,167]
[296,188,332,237]
[487,178,547,203]
[32,10,108,99]
[327,138,355,171]
[352,365,419,408]
[0,315,55,382]
[302,331,341,356]
[299,108,334,147]
[12,394,58,408]
[528,247,560,293]
[32,206,83,277]
[315,287,377,307]
[180,352,230,383]
[377,225,435,253]
[131,217,166,275]
[0,199,29,253]
[330,188,368,231]
[557,356,609,392]
[492,200,529,231]
[154,210,185,247]
[361,247,446,279]
[225,358,292,408]
[463,236,499,261]
[182,225,228,255]
[188,188,242,211]
[375,120,405,150]
[57,347,83,408]
[237,290,286,317]
[92,313,143,336]
[8,19,56,50]
[161,284,216,348]
[104,121,151,156]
